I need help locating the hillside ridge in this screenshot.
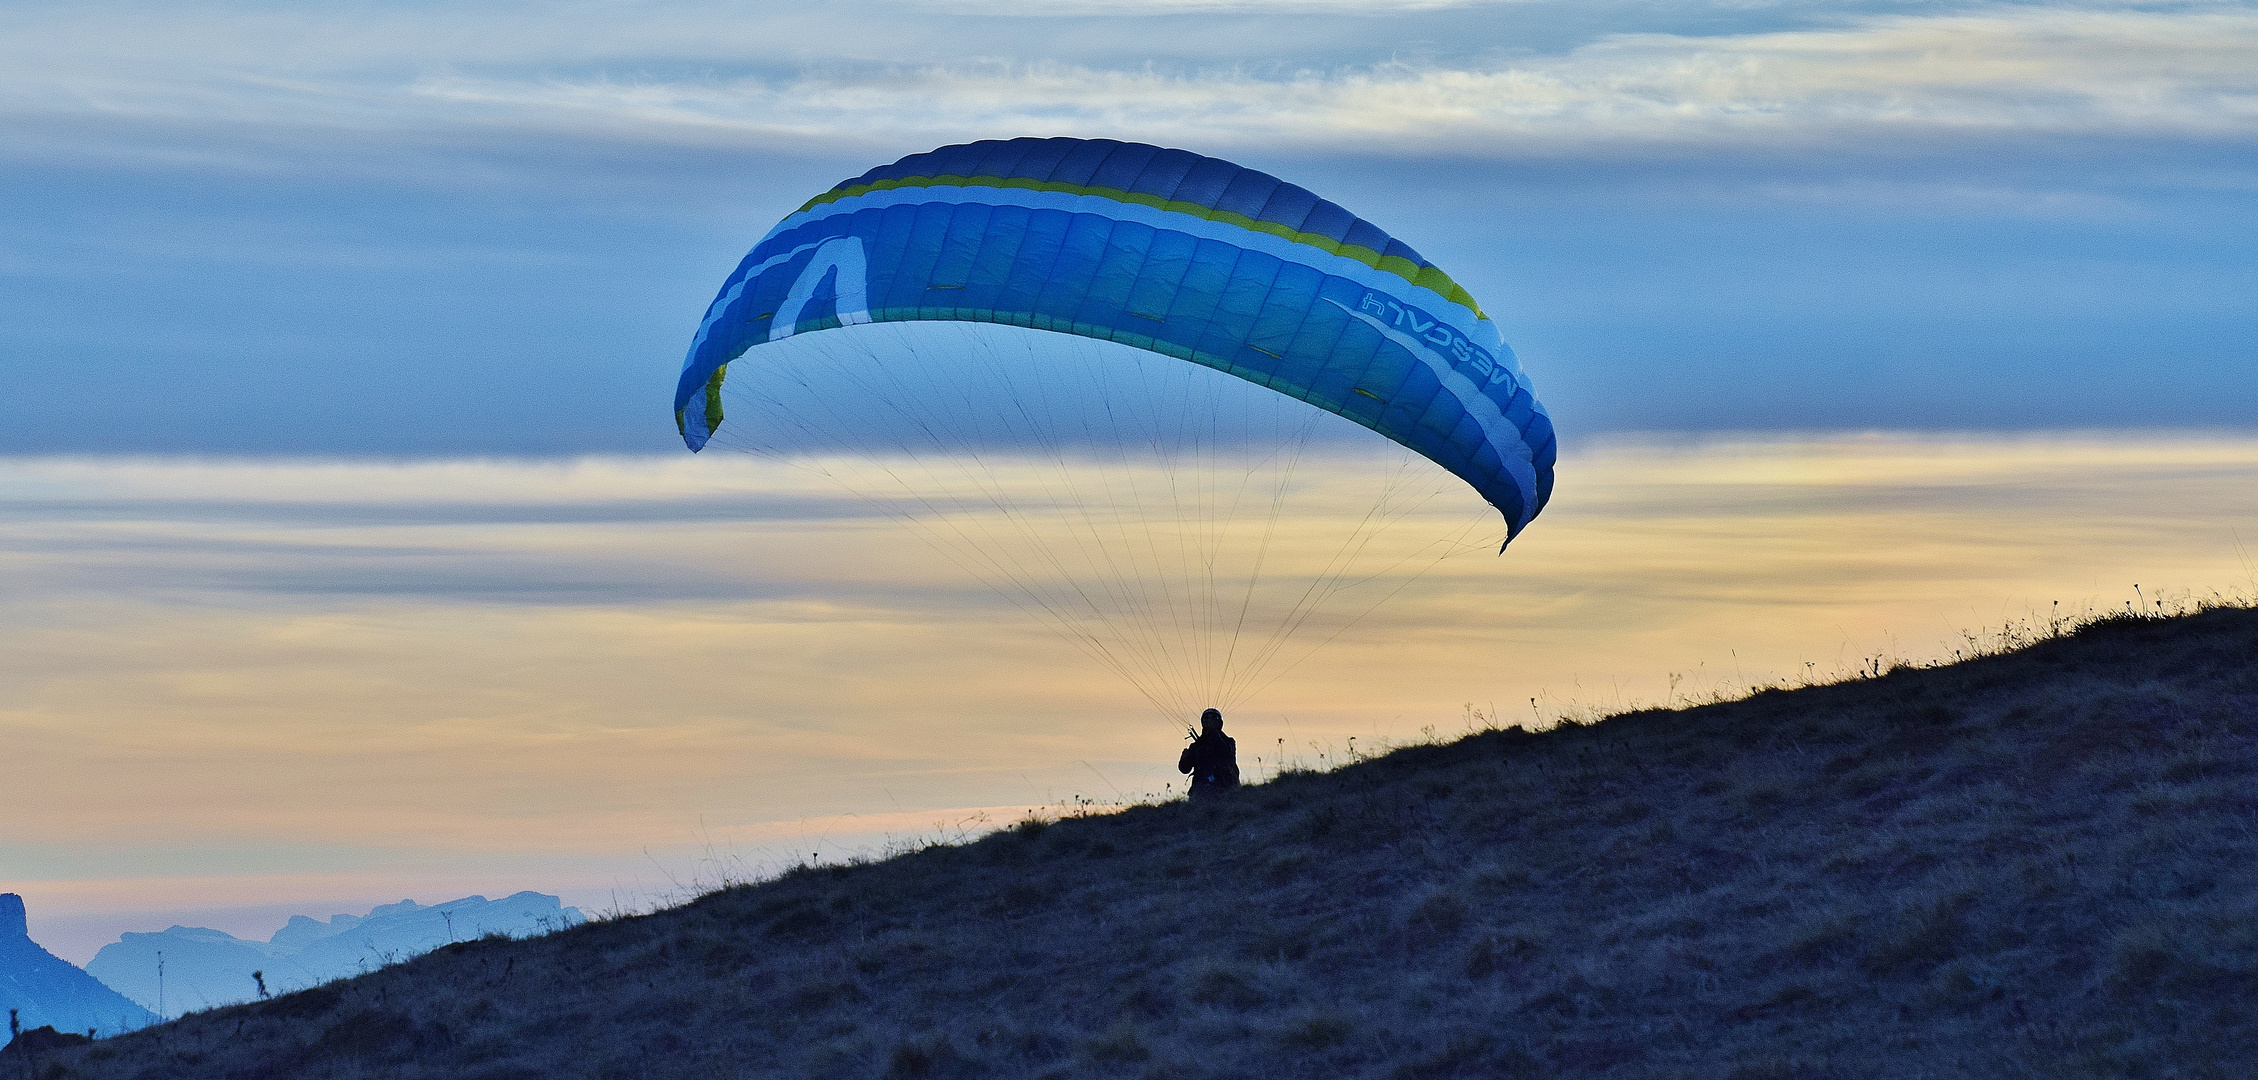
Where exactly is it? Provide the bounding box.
[40,607,2258,1079]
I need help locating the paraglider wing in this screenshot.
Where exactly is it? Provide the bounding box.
[675,138,1556,538]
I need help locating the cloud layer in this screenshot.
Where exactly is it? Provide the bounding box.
[9,2,2258,166]
[5,434,2255,956]
[414,9,2258,149]
[5,1,2254,454]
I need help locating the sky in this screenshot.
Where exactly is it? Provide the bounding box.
[5,0,2257,448]
[3,0,2256,963]
[6,436,2256,963]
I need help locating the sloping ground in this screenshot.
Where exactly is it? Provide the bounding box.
[43,608,2258,1080]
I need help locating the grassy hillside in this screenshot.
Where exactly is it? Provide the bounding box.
[39,607,2258,1080]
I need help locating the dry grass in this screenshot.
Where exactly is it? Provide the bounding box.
[36,606,2258,1079]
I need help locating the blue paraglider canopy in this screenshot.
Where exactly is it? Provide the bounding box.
[674,139,1556,717]
[676,137,1553,539]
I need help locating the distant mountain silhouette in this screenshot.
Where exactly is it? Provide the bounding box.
[85,892,581,1018]
[0,894,158,1038]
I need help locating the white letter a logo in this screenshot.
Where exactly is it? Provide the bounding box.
[769,236,871,342]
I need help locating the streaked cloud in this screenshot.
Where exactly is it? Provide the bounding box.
[4,434,2254,958]
[8,3,2258,168]
[404,7,2258,149]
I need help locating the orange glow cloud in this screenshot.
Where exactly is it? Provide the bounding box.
[4,432,2254,956]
